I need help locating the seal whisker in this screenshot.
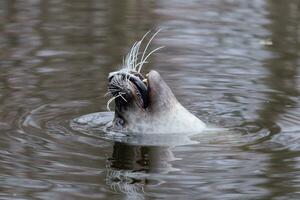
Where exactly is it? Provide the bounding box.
[109,82,121,90]
[108,86,121,90]
[118,92,127,102]
[134,46,144,68]
[132,31,150,71]
[138,28,163,72]
[107,96,117,111]
[108,86,121,92]
[135,61,148,68]
[107,89,120,94]
[107,92,127,111]
[133,43,141,71]
[123,29,162,73]
[104,92,112,97]
[127,42,138,70]
[130,42,139,71]
[125,41,142,71]
[137,46,165,71]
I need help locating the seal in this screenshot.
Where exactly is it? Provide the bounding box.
[106,30,206,134]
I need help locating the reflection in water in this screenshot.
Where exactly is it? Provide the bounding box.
[106,142,176,200]
[250,1,300,199]
[251,0,300,144]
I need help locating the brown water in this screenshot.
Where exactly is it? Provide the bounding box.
[1,0,300,199]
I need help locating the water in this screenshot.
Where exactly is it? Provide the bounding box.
[1,0,300,199]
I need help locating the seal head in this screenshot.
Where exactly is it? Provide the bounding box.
[107,69,206,133]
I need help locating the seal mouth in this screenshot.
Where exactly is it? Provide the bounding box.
[108,71,149,110]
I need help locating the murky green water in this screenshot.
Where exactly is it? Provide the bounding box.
[1,0,300,199]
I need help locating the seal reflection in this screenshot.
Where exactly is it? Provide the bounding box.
[106,142,177,199]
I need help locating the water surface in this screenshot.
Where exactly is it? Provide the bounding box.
[1,0,300,199]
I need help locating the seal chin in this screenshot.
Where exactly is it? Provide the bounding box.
[147,70,179,112]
